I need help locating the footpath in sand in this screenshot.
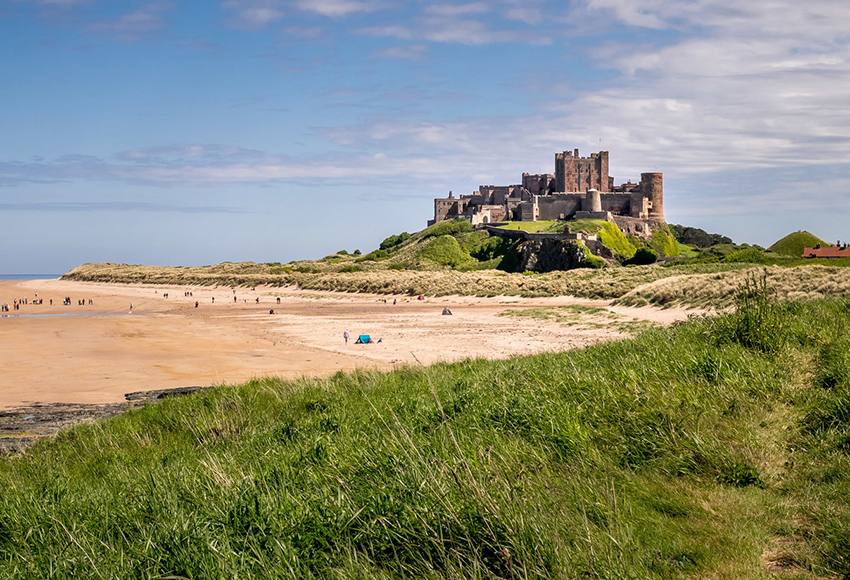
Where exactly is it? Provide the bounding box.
[0,278,690,435]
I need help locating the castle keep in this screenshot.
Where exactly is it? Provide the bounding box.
[430,149,664,231]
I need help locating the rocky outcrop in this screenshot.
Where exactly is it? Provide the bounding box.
[516,239,587,272]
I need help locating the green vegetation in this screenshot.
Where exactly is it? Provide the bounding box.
[421,218,474,239]
[338,265,362,273]
[2,289,850,577]
[678,244,700,258]
[626,247,658,265]
[769,230,828,257]
[598,222,637,258]
[669,224,733,248]
[492,220,560,233]
[379,231,411,251]
[578,253,607,269]
[650,229,680,257]
[418,235,475,268]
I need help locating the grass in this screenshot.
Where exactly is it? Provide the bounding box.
[492,221,561,233]
[1,291,850,577]
[769,231,827,257]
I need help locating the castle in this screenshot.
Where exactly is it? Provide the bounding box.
[429,149,665,236]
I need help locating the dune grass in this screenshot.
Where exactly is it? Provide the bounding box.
[0,287,849,578]
[616,264,850,308]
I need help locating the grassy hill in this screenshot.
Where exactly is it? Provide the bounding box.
[0,290,849,578]
[769,231,828,257]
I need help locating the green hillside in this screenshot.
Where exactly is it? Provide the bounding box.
[0,292,849,578]
[769,230,827,257]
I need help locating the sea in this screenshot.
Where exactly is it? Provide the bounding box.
[0,274,62,280]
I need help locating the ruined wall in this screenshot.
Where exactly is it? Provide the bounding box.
[611,216,667,240]
[555,149,609,193]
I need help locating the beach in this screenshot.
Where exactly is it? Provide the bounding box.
[0,278,688,410]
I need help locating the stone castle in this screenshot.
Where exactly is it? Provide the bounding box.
[430,149,665,237]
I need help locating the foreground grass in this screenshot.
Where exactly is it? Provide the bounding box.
[1,293,849,578]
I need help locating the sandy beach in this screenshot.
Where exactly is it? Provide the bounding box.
[0,278,689,410]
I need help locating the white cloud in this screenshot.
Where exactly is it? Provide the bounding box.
[86,2,172,41]
[376,44,428,60]
[221,0,381,27]
[423,2,490,17]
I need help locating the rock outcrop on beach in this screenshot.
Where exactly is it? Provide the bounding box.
[515,239,586,273]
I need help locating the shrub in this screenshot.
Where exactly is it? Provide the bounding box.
[387,263,405,271]
[669,224,733,247]
[339,265,362,273]
[578,253,607,269]
[470,236,515,262]
[722,248,769,264]
[355,249,390,263]
[627,248,658,265]
[418,235,474,268]
[421,218,473,239]
[337,250,348,255]
[379,232,411,251]
[353,249,361,255]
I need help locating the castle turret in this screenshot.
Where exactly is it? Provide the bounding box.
[585,189,602,212]
[640,172,663,219]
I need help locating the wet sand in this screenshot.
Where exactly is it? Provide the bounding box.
[0,278,690,410]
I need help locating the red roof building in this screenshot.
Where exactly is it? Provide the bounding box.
[802,246,850,258]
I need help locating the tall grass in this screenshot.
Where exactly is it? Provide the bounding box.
[1,290,850,577]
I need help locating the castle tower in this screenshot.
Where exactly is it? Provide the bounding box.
[554,149,609,193]
[640,173,664,219]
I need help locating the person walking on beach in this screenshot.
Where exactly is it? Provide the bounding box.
[343,329,350,345]
[129,302,133,312]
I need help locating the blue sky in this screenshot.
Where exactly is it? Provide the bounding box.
[1,0,849,273]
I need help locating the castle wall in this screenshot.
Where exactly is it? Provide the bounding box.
[535,194,583,221]
[599,193,632,216]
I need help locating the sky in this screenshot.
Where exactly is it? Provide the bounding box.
[1,0,849,274]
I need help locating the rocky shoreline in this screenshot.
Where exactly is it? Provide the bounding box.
[0,386,209,453]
